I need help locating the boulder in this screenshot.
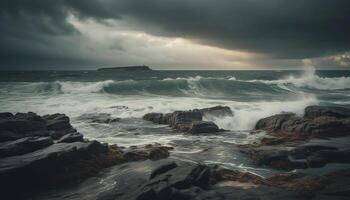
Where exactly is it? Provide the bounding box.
[0,136,53,158]
[188,121,219,134]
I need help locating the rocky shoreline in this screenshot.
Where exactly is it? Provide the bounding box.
[1,105,349,199]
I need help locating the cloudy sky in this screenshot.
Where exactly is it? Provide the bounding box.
[1,0,350,70]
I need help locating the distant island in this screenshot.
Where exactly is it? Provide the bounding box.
[97,65,152,71]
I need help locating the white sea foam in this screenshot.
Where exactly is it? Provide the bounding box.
[243,67,350,90]
[57,80,115,93]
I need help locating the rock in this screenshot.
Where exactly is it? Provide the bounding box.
[169,111,203,128]
[307,149,350,167]
[211,166,264,185]
[290,145,338,159]
[132,164,212,200]
[198,106,233,117]
[57,132,84,143]
[150,162,178,179]
[240,148,307,170]
[0,136,53,158]
[188,121,219,134]
[255,113,296,131]
[78,113,120,124]
[304,106,350,119]
[122,144,172,162]
[143,113,167,124]
[0,112,49,142]
[255,106,350,137]
[43,113,77,139]
[0,140,110,197]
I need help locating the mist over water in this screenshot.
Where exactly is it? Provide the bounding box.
[1,67,349,173]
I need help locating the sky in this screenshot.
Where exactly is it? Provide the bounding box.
[0,0,350,70]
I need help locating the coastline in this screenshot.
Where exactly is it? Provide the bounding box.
[1,105,350,199]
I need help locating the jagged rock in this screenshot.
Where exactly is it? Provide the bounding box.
[198,106,233,117]
[43,113,77,139]
[290,145,338,159]
[240,148,307,170]
[0,136,53,158]
[0,140,111,198]
[143,113,168,124]
[78,113,120,124]
[255,106,350,137]
[57,132,84,143]
[143,109,221,134]
[307,149,350,167]
[169,110,203,128]
[305,106,350,119]
[122,144,172,162]
[0,112,49,142]
[132,164,212,200]
[188,121,219,134]
[150,162,178,179]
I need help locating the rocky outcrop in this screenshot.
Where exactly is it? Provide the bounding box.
[143,106,230,134]
[255,106,350,137]
[0,112,172,199]
[77,113,120,124]
[0,136,53,158]
[0,112,49,142]
[188,121,219,134]
[96,160,350,200]
[198,105,233,117]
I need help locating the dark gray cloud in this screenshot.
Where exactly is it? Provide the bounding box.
[0,0,350,69]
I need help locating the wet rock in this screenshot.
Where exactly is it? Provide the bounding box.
[122,144,172,162]
[240,148,308,170]
[169,110,203,128]
[143,113,167,124]
[0,140,111,198]
[57,132,84,143]
[150,162,178,179]
[305,106,350,119]
[307,149,350,167]
[211,166,264,185]
[255,113,297,131]
[0,112,49,142]
[132,164,212,200]
[43,113,77,139]
[290,145,338,159]
[255,106,350,137]
[0,136,53,158]
[198,106,233,117]
[78,113,120,124]
[188,121,219,134]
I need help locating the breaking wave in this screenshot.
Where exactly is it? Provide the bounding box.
[244,67,350,90]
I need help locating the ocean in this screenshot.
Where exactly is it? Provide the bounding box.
[1,67,350,175]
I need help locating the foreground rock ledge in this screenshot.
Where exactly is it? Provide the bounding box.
[0,112,171,199]
[96,160,350,200]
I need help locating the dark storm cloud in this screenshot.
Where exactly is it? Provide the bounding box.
[0,0,350,68]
